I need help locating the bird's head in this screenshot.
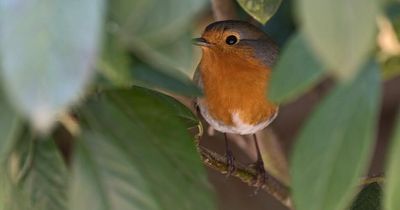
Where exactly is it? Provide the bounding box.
[193,20,278,66]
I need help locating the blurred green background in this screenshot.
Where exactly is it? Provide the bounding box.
[1,0,400,210]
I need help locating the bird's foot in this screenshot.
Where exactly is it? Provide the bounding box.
[253,159,266,194]
[225,150,236,177]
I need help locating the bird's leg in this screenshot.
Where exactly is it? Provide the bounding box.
[253,134,266,189]
[224,133,235,176]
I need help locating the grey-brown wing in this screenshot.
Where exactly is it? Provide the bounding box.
[242,36,279,67]
[255,37,279,67]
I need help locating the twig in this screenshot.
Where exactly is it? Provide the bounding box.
[198,145,293,209]
[211,0,237,21]
[258,129,290,185]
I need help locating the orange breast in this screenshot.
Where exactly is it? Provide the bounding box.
[199,50,278,126]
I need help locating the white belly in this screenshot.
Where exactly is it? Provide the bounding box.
[197,100,278,135]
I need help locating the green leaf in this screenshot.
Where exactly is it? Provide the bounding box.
[109,0,206,73]
[237,0,283,24]
[131,63,202,97]
[381,55,400,80]
[386,2,400,39]
[351,182,382,210]
[0,173,11,210]
[0,0,105,131]
[99,31,201,96]
[269,33,325,103]
[21,138,69,210]
[69,87,215,210]
[0,173,25,210]
[384,110,400,210]
[298,0,379,80]
[0,127,30,210]
[98,32,133,87]
[143,88,200,128]
[0,90,20,163]
[291,60,381,210]
[68,135,109,210]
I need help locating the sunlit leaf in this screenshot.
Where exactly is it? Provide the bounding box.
[0,0,105,131]
[384,110,400,210]
[237,0,282,24]
[291,60,381,210]
[269,33,325,103]
[69,87,215,210]
[351,182,381,210]
[298,0,379,80]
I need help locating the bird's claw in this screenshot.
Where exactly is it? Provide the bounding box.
[253,159,266,194]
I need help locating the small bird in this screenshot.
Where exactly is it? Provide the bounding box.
[193,20,279,180]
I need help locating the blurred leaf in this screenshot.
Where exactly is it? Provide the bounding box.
[144,32,196,74]
[99,31,201,96]
[298,0,379,80]
[1,128,34,210]
[0,0,105,131]
[269,33,324,103]
[237,0,283,24]
[69,87,215,210]
[110,0,205,43]
[21,137,68,210]
[109,0,206,73]
[0,173,11,210]
[0,90,20,163]
[384,110,400,210]
[144,89,199,128]
[351,182,381,210]
[98,32,133,87]
[262,0,296,47]
[386,2,400,39]
[291,60,381,210]
[131,63,202,97]
[381,56,400,80]
[0,173,28,210]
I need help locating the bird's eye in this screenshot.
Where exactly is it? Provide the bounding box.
[225,35,238,45]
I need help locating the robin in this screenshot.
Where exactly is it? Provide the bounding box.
[192,20,279,180]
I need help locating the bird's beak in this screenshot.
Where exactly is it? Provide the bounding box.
[192,37,211,47]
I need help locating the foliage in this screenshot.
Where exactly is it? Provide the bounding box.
[0,0,399,210]
[0,0,213,209]
[351,182,382,210]
[291,62,381,210]
[0,0,105,131]
[237,0,282,24]
[269,33,324,102]
[384,112,400,210]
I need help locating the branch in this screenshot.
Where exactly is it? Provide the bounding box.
[198,145,293,209]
